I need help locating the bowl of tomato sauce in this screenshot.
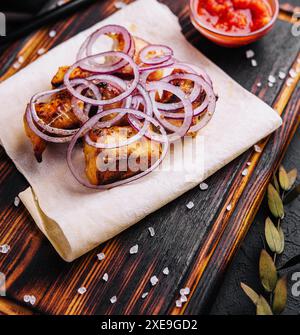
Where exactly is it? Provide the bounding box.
[190,0,279,47]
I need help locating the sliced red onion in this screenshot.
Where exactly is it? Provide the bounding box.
[30,87,80,136]
[147,81,194,142]
[25,105,73,143]
[139,44,173,65]
[77,25,134,70]
[85,85,152,149]
[67,109,169,190]
[157,73,212,117]
[64,52,139,105]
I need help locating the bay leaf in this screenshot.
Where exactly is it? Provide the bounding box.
[287,168,297,189]
[279,166,290,191]
[259,249,277,292]
[284,184,300,204]
[273,173,280,193]
[265,217,282,254]
[278,227,285,254]
[240,282,259,305]
[268,184,284,219]
[273,276,287,314]
[256,295,273,315]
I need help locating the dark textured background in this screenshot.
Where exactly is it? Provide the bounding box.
[211,125,300,315]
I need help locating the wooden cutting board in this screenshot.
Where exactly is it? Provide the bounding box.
[0,0,299,315]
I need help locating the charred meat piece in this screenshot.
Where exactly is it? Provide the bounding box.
[24,91,81,162]
[84,126,162,185]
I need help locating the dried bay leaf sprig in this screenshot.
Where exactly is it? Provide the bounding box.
[241,165,297,315]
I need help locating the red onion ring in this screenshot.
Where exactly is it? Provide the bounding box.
[67,109,169,190]
[77,25,134,66]
[25,105,74,143]
[139,44,173,65]
[64,52,139,105]
[147,81,194,142]
[85,84,152,149]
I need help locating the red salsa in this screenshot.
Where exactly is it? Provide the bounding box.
[197,0,272,34]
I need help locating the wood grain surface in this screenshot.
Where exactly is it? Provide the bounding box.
[0,0,299,315]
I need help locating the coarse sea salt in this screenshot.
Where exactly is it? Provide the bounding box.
[110,296,117,304]
[23,295,31,303]
[148,227,155,237]
[150,276,159,286]
[226,204,232,211]
[180,295,188,303]
[77,287,87,295]
[142,292,149,299]
[251,59,258,67]
[246,50,255,59]
[102,273,109,282]
[163,267,170,276]
[176,300,182,308]
[242,169,249,176]
[97,252,105,261]
[256,82,262,87]
[114,1,127,9]
[268,75,276,84]
[37,48,46,55]
[129,244,139,254]
[186,201,194,210]
[0,244,10,254]
[289,69,297,78]
[30,295,36,305]
[254,145,262,153]
[180,287,190,296]
[278,71,286,80]
[49,30,57,38]
[14,196,20,207]
[199,182,208,191]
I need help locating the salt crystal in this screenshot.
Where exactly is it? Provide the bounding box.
[256,82,262,87]
[0,244,10,254]
[13,62,21,70]
[37,48,46,55]
[246,50,255,59]
[148,227,155,237]
[114,1,127,9]
[49,30,57,38]
[268,82,274,88]
[129,244,139,254]
[286,78,294,87]
[150,276,159,286]
[278,71,286,80]
[97,252,105,261]
[77,287,87,295]
[110,296,117,304]
[23,295,31,303]
[163,267,169,276]
[18,56,24,64]
[176,300,182,308]
[57,0,65,6]
[141,292,149,299]
[199,182,208,191]
[226,204,232,211]
[180,295,188,303]
[289,69,297,78]
[29,295,36,305]
[268,75,276,84]
[180,287,190,295]
[102,273,109,282]
[186,201,194,210]
[242,169,249,176]
[254,145,262,153]
[247,162,251,166]
[14,196,20,207]
[251,59,258,67]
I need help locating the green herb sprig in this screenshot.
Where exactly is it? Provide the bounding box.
[241,165,299,315]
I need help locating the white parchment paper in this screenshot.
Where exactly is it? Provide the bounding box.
[0,0,282,261]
